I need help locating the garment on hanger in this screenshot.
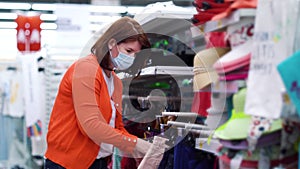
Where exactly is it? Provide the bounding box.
[158,148,174,169]
[174,133,216,169]
[278,50,300,116]
[137,136,168,169]
[245,0,299,119]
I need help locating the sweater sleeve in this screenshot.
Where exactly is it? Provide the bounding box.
[72,58,137,153]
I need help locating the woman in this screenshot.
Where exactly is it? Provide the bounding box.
[44,16,152,169]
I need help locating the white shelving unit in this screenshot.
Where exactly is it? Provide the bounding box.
[195,9,256,33]
[140,66,194,76]
[195,138,221,155]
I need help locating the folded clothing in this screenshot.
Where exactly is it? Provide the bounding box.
[218,64,249,81]
[219,152,297,169]
[192,0,232,25]
[219,73,248,81]
[214,40,252,74]
[212,0,258,21]
[219,130,281,150]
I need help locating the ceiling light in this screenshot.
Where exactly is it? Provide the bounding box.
[40,14,57,21]
[32,3,56,11]
[0,22,17,29]
[127,6,144,14]
[0,13,18,20]
[40,23,57,30]
[0,2,31,10]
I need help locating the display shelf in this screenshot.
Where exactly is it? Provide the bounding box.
[134,3,195,35]
[195,138,221,155]
[195,9,256,33]
[140,66,194,76]
[162,112,198,117]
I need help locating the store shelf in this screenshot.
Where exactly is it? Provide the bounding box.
[140,66,194,76]
[195,138,221,155]
[195,9,256,33]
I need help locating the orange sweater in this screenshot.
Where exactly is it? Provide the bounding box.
[45,54,137,169]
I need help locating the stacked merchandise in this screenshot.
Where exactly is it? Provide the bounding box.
[193,47,230,129]
[192,0,232,25]
[192,28,232,129]
[213,40,251,82]
[192,0,257,26]
[214,88,298,169]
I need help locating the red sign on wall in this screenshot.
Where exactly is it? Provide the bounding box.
[15,14,42,52]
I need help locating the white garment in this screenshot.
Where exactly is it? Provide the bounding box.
[138,136,168,169]
[8,71,24,117]
[20,54,42,127]
[245,0,299,118]
[97,69,116,158]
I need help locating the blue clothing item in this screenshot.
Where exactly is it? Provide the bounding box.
[174,134,216,169]
[277,50,300,116]
[158,148,174,169]
[174,136,192,169]
[0,115,24,161]
[226,94,234,119]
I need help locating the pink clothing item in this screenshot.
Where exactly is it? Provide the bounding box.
[215,53,250,74]
[191,92,211,117]
[205,32,229,48]
[219,73,248,81]
[137,136,168,169]
[214,40,252,73]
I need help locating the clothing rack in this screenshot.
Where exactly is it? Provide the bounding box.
[162,111,198,117]
[176,127,214,137]
[167,121,210,130]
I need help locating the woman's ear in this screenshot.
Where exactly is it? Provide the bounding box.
[108,38,117,50]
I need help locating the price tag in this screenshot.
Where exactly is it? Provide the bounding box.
[199,141,203,149]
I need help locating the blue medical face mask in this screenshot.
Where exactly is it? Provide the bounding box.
[110,46,135,70]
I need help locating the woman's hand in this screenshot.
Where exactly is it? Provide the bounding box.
[131,138,152,158]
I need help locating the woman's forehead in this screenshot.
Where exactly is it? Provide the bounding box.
[120,40,142,51]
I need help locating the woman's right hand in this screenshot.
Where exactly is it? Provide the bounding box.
[131,138,152,158]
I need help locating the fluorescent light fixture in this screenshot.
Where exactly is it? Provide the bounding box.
[127,6,144,14]
[89,15,121,23]
[0,2,31,10]
[0,29,17,34]
[40,14,57,21]
[32,3,56,11]
[41,30,56,36]
[0,13,17,20]
[0,22,17,29]
[40,23,57,30]
[89,5,127,13]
